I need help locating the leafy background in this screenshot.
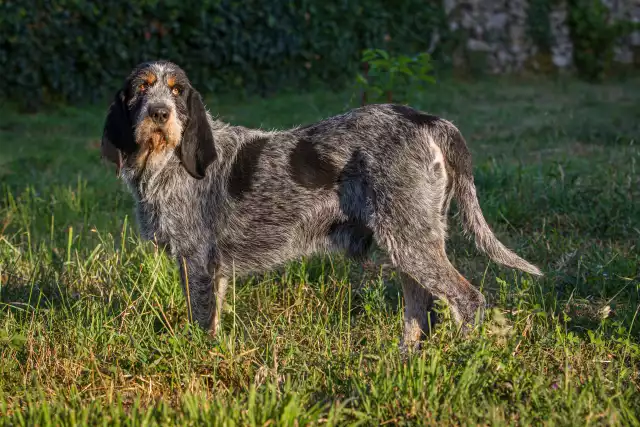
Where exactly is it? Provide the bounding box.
[0,0,447,109]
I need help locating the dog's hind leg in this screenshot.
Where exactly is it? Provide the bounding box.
[398,272,437,351]
[397,243,485,334]
[379,226,485,343]
[371,138,484,344]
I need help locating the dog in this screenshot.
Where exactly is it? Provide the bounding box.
[100,60,542,349]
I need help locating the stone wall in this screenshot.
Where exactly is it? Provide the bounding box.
[444,0,640,73]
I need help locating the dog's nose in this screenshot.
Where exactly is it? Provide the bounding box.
[148,104,170,124]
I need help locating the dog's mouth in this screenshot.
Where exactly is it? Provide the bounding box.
[136,125,170,150]
[149,129,168,147]
[133,117,181,169]
[132,127,172,173]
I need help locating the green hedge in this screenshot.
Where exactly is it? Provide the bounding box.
[0,0,447,108]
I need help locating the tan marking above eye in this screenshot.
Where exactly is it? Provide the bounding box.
[137,72,157,92]
[144,72,157,85]
[167,75,176,87]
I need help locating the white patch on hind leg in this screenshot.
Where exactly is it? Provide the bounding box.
[425,133,446,178]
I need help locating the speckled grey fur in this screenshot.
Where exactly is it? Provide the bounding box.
[101,61,543,348]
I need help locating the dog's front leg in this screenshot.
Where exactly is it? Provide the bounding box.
[210,273,229,336]
[177,256,223,336]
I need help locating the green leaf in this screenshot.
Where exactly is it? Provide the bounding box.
[356,74,369,85]
[376,49,389,60]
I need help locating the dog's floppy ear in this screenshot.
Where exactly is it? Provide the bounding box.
[101,89,135,176]
[178,89,216,179]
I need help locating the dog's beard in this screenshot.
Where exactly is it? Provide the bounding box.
[135,117,182,149]
[133,117,182,170]
[136,120,179,149]
[148,129,168,148]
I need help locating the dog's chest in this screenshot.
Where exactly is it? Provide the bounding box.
[134,175,209,256]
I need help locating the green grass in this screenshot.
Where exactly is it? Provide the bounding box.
[1,75,639,426]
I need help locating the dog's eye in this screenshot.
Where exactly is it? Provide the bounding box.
[138,83,148,92]
[171,87,181,96]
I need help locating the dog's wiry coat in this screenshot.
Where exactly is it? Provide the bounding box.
[101,61,542,348]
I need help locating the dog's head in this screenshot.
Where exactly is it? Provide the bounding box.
[101,60,216,179]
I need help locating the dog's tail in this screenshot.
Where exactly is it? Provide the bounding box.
[439,123,543,276]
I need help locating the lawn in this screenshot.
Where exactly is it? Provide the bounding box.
[0,75,639,426]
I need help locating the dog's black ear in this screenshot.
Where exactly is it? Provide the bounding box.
[101,89,135,176]
[178,89,216,179]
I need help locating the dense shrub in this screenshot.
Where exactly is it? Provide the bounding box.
[567,0,637,81]
[0,0,447,108]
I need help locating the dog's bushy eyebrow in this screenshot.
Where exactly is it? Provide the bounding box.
[166,70,189,86]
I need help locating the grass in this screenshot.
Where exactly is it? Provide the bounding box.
[0,75,639,426]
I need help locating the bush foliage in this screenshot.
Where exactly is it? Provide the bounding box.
[2,0,637,109]
[356,48,436,104]
[0,0,446,108]
[568,0,639,81]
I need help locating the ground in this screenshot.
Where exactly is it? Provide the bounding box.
[0,75,639,426]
